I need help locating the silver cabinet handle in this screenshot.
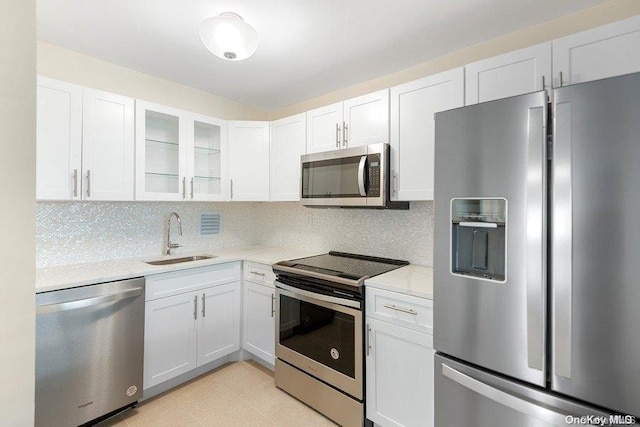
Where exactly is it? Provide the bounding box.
[182,177,186,199]
[335,123,340,148]
[86,170,91,198]
[343,121,348,147]
[250,271,266,277]
[190,177,194,199]
[193,295,198,320]
[271,293,275,318]
[392,171,398,196]
[230,179,234,199]
[72,169,78,197]
[526,105,546,373]
[201,293,206,317]
[559,71,564,87]
[357,155,367,197]
[37,287,142,315]
[552,100,573,379]
[541,75,546,90]
[442,364,572,426]
[384,303,417,315]
[366,323,372,356]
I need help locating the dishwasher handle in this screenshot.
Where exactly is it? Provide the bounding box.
[36,287,143,315]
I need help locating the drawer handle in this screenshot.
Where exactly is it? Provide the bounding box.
[384,304,418,315]
[250,271,266,277]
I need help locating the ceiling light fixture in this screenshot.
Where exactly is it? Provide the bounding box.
[198,12,259,61]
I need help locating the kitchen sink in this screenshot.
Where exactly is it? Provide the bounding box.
[145,255,216,266]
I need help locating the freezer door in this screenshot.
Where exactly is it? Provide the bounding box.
[552,72,640,417]
[434,91,547,386]
[434,354,628,427]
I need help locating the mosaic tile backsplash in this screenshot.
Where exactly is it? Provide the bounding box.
[36,201,434,267]
[257,202,433,266]
[36,201,258,267]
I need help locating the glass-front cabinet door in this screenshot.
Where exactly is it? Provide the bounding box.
[186,114,228,201]
[135,101,187,201]
[135,102,228,201]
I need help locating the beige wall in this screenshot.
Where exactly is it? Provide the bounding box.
[0,0,36,425]
[271,0,640,119]
[37,41,269,120]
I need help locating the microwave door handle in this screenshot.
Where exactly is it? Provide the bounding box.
[357,156,367,196]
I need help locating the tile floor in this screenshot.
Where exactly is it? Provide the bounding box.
[97,360,338,427]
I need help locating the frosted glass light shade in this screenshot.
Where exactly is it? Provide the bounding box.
[199,12,259,61]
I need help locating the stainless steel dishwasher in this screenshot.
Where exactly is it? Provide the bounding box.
[36,277,145,427]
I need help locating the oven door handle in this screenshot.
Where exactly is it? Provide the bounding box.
[276,282,361,310]
[357,155,367,197]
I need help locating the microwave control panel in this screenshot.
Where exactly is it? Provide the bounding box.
[367,154,381,197]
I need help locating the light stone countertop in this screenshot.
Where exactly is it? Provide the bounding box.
[365,264,433,300]
[35,245,320,293]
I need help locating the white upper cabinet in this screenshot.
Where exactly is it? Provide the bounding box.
[306,102,344,153]
[36,77,134,201]
[342,89,390,148]
[270,113,306,201]
[136,101,229,202]
[82,88,135,201]
[229,121,270,201]
[36,77,83,200]
[306,89,389,154]
[465,42,552,105]
[390,68,464,201]
[186,114,229,201]
[553,15,640,88]
[135,101,187,201]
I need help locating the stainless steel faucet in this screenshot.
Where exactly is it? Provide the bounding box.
[165,212,183,255]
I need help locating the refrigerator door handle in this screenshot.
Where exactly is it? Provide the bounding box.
[442,364,578,426]
[552,101,573,379]
[525,105,546,372]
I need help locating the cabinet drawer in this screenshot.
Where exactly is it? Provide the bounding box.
[243,262,275,287]
[146,262,241,301]
[365,287,433,334]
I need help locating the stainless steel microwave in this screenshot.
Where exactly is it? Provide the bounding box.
[300,143,408,209]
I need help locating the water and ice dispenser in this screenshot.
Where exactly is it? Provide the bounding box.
[451,198,506,282]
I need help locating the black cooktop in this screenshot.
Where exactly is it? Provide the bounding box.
[276,251,409,281]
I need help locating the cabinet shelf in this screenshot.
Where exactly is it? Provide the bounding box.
[146,138,179,147]
[194,175,221,181]
[194,145,221,154]
[145,172,179,178]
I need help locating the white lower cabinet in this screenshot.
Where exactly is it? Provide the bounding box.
[366,288,434,427]
[197,283,242,365]
[144,264,241,389]
[242,262,276,366]
[242,281,275,365]
[144,292,198,388]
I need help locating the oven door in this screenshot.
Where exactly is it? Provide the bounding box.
[276,281,363,400]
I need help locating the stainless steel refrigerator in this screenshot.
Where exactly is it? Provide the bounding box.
[433,72,640,426]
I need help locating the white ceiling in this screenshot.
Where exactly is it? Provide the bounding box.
[37,0,606,111]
